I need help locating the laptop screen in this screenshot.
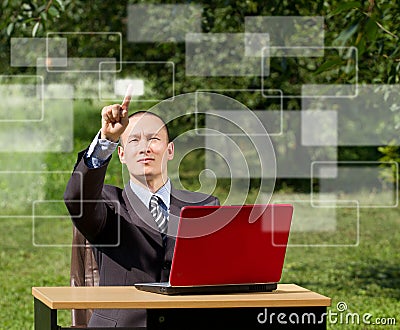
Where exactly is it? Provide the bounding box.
[169,204,293,286]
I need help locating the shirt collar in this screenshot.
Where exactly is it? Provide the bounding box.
[129,179,171,210]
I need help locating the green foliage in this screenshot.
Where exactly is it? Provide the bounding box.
[1,0,65,37]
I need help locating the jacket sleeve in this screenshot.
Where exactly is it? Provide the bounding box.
[64,149,110,243]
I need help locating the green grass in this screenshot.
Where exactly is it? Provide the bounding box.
[281,205,400,329]
[0,100,399,329]
[1,196,398,329]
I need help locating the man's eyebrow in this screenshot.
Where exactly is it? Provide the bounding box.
[127,133,140,139]
[127,132,162,139]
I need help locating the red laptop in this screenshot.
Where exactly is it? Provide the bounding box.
[135,204,293,295]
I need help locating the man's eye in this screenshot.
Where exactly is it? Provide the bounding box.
[149,137,160,141]
[128,139,138,143]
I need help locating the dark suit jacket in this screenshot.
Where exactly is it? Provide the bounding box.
[64,151,219,327]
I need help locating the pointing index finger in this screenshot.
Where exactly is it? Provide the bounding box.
[121,84,133,110]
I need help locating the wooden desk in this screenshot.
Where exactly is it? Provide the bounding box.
[32,284,331,329]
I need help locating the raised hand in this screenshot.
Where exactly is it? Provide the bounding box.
[100,85,133,142]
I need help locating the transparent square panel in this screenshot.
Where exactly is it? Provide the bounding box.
[245,16,324,57]
[312,162,398,208]
[42,84,74,99]
[99,61,174,102]
[195,90,283,135]
[262,47,357,96]
[114,79,144,97]
[46,57,116,72]
[0,97,73,152]
[245,33,270,57]
[0,75,44,121]
[205,133,276,179]
[271,197,359,247]
[33,200,72,218]
[0,171,78,217]
[205,111,338,179]
[33,216,73,246]
[10,37,67,67]
[302,85,400,146]
[186,33,269,76]
[37,58,116,99]
[301,110,338,146]
[302,83,357,98]
[205,110,282,136]
[271,196,337,232]
[128,4,202,42]
[269,111,337,178]
[32,200,119,247]
[46,32,122,72]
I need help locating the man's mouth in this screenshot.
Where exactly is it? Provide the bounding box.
[137,157,154,164]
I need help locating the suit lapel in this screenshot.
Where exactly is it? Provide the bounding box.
[168,187,188,238]
[123,185,164,248]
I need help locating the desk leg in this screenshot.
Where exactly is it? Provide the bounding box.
[147,307,327,329]
[34,298,58,330]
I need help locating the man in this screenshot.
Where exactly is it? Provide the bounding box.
[64,88,219,327]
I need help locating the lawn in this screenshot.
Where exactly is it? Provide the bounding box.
[0,100,398,329]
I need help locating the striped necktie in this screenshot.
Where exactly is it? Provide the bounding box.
[149,195,168,240]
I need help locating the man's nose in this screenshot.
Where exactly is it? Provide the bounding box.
[138,139,151,153]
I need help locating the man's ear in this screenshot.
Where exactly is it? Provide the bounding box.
[167,142,174,160]
[118,146,126,163]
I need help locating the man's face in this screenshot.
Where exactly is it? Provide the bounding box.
[118,114,174,186]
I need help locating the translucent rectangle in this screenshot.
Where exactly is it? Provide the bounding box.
[312,162,398,207]
[302,83,357,98]
[262,47,357,96]
[46,32,122,72]
[272,199,337,232]
[301,110,338,146]
[303,85,400,145]
[37,58,116,99]
[99,61,174,102]
[32,216,73,246]
[270,111,337,178]
[45,57,117,73]
[42,84,74,99]
[245,16,324,57]
[0,84,43,121]
[10,37,67,67]
[205,133,267,179]
[32,200,120,247]
[0,75,44,122]
[0,172,80,217]
[195,89,283,135]
[0,97,73,152]
[114,79,144,96]
[127,4,202,42]
[272,200,359,247]
[205,110,282,136]
[245,33,270,57]
[205,111,337,178]
[33,200,72,218]
[186,33,269,76]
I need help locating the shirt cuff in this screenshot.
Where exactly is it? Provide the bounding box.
[85,131,119,168]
